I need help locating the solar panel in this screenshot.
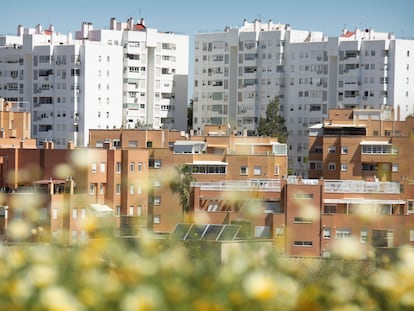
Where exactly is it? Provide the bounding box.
[171,223,242,241]
[201,224,224,241]
[217,225,241,241]
[170,223,192,240]
[185,224,208,240]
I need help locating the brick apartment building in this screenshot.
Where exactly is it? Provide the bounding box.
[308,108,414,181]
[0,102,413,257]
[0,125,288,242]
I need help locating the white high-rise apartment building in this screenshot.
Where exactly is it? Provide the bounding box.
[193,19,414,177]
[0,18,189,148]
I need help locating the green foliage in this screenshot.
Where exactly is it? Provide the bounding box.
[257,97,288,143]
[169,165,196,214]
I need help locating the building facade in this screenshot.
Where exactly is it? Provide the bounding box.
[308,108,414,181]
[0,18,189,148]
[193,19,414,177]
[0,128,287,241]
[191,177,414,257]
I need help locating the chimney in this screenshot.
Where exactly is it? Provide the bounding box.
[128,17,134,30]
[67,140,75,149]
[17,25,24,36]
[35,24,42,34]
[110,17,116,30]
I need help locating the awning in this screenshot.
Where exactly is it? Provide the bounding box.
[89,204,113,215]
[360,140,390,145]
[174,140,206,146]
[324,198,406,205]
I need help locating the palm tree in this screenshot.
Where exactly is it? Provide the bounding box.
[169,164,195,217]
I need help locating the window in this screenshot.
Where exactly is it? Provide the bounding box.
[137,184,142,194]
[99,183,104,195]
[71,230,77,241]
[324,205,336,214]
[100,162,106,173]
[275,227,284,237]
[360,229,368,243]
[116,206,120,217]
[154,160,162,168]
[253,166,262,176]
[294,193,314,199]
[294,217,313,223]
[72,208,78,219]
[328,163,336,171]
[328,146,336,154]
[137,162,143,172]
[392,163,399,172]
[336,228,351,239]
[154,196,161,205]
[341,146,348,154]
[207,202,219,212]
[116,162,121,173]
[129,184,134,195]
[408,201,414,214]
[154,215,161,224]
[129,206,134,216]
[341,163,348,171]
[128,140,138,148]
[410,230,414,242]
[274,165,280,176]
[130,162,135,173]
[309,161,322,170]
[323,227,331,239]
[154,180,161,188]
[52,208,58,220]
[240,166,248,175]
[191,164,226,174]
[116,184,121,194]
[81,208,86,219]
[91,162,97,173]
[293,241,313,247]
[89,184,96,194]
[137,205,142,216]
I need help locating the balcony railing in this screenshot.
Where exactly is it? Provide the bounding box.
[192,179,282,192]
[324,180,400,194]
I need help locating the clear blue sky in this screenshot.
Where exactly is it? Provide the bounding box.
[0,0,413,38]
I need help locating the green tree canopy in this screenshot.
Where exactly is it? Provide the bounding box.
[257,97,288,143]
[169,164,196,215]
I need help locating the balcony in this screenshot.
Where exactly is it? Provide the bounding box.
[324,180,400,194]
[192,179,282,192]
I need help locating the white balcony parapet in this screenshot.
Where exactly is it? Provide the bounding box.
[324,180,400,194]
[191,179,281,192]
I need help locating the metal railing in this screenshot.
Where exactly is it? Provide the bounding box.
[324,180,400,194]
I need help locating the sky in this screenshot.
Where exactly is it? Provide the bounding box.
[0,0,413,39]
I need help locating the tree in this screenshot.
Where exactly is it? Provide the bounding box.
[169,164,196,216]
[257,97,288,143]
